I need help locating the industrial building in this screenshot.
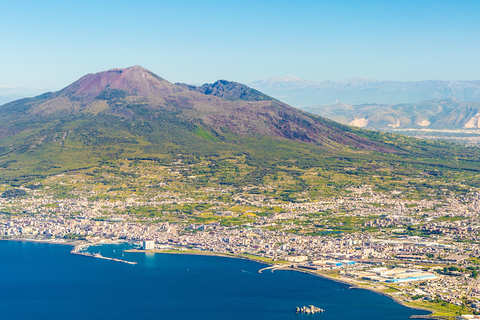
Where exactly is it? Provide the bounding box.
[348,267,437,283]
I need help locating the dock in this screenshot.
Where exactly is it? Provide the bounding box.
[258,265,291,273]
[71,245,137,265]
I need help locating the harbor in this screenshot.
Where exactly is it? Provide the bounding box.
[71,244,137,265]
[0,240,431,320]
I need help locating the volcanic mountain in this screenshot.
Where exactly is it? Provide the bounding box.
[0,66,479,181]
[61,66,181,102]
[4,66,387,147]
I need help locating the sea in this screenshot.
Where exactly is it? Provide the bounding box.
[0,240,430,320]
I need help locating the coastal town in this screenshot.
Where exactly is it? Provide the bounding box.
[2,165,480,319]
[3,1,480,319]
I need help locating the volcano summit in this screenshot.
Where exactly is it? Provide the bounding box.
[0,66,479,182]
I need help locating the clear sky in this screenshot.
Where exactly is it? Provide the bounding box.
[1,0,480,90]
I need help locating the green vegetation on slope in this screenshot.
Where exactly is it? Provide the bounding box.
[2,69,480,198]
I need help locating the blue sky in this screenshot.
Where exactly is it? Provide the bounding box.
[1,0,480,90]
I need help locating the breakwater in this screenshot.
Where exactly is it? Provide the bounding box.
[71,245,137,265]
[1,241,432,320]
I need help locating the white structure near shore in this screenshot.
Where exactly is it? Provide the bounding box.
[143,240,155,250]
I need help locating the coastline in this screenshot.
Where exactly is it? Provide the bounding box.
[0,239,445,319]
[129,248,443,319]
[273,265,440,319]
[298,270,441,319]
[124,248,289,265]
[0,237,82,247]
[0,237,134,263]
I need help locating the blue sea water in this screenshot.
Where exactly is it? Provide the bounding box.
[0,241,430,320]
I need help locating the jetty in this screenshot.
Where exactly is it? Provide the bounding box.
[296,305,324,314]
[258,265,291,273]
[71,245,137,265]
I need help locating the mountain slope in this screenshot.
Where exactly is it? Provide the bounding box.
[1,66,480,184]
[0,66,399,151]
[176,80,274,101]
[0,87,48,106]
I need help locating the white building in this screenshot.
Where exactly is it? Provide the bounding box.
[143,240,155,250]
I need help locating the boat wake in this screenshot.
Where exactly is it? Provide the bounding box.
[241,270,256,274]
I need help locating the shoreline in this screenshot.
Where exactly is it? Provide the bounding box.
[0,237,82,247]
[295,270,441,319]
[129,248,443,319]
[0,237,135,264]
[0,237,127,247]
[1,239,445,319]
[276,265,440,319]
[124,248,289,266]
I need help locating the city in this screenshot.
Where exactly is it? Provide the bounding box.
[2,165,480,317]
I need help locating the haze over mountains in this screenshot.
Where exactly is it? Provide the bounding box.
[303,98,480,131]
[0,87,48,106]
[250,76,480,107]
[1,66,479,182]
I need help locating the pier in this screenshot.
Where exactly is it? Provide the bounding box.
[258,265,291,273]
[71,245,137,265]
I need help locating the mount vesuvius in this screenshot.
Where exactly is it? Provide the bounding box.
[0,66,479,183]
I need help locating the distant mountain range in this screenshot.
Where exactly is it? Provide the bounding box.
[249,76,480,106]
[302,98,480,131]
[1,66,479,183]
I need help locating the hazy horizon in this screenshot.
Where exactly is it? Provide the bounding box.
[3,68,480,107]
[1,0,480,91]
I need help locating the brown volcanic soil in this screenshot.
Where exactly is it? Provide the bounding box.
[0,66,400,154]
[177,92,397,152]
[58,66,183,102]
